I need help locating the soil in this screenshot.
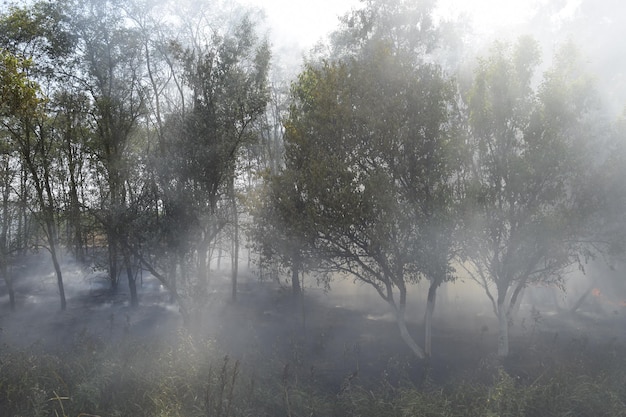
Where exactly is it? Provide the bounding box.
[1,253,625,393]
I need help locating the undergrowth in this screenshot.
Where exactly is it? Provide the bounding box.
[0,331,625,417]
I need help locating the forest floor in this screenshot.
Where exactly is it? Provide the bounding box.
[0,252,626,392]
[0,256,626,417]
[1,253,625,393]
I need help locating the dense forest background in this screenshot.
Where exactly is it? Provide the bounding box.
[1,0,626,415]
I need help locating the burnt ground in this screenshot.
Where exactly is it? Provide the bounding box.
[1,254,625,394]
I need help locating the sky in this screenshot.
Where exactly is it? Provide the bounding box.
[236,0,624,116]
[238,0,582,52]
[236,0,585,70]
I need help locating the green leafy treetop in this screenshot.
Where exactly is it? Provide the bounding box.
[266,0,463,359]
[461,37,604,357]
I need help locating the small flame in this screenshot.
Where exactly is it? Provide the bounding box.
[590,287,626,309]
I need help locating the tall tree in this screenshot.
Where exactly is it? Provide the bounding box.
[159,12,269,302]
[276,0,460,358]
[51,90,91,262]
[71,0,146,306]
[0,49,68,310]
[115,4,270,318]
[0,2,77,311]
[461,38,602,357]
[0,51,26,311]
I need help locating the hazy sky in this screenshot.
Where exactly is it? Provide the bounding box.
[237,0,584,68]
[235,0,623,115]
[240,0,584,46]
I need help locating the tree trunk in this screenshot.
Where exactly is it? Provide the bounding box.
[0,164,14,312]
[48,233,66,311]
[497,301,509,357]
[108,234,119,291]
[197,239,209,297]
[69,183,85,262]
[508,286,525,318]
[67,137,85,262]
[291,251,302,298]
[396,308,425,359]
[424,281,438,357]
[170,257,181,304]
[124,250,138,307]
[7,279,15,311]
[392,284,425,359]
[231,194,239,302]
[570,285,594,313]
[17,166,28,256]
[1,262,15,312]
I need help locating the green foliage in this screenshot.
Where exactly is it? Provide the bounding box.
[280,20,461,285]
[0,50,42,118]
[0,0,75,64]
[331,0,439,61]
[259,0,464,358]
[461,37,607,355]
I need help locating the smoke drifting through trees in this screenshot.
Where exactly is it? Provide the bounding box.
[0,0,625,382]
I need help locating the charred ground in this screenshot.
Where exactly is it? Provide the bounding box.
[1,255,625,416]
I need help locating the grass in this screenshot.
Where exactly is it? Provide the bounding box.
[1,328,625,417]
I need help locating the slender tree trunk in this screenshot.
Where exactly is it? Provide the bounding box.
[1,261,15,312]
[230,178,239,302]
[6,278,15,311]
[66,128,85,262]
[570,285,594,313]
[393,286,425,359]
[291,261,301,298]
[124,250,138,307]
[497,301,509,357]
[108,170,123,291]
[424,281,438,357]
[231,221,239,302]
[396,307,425,359]
[197,238,209,297]
[291,250,302,298]
[1,162,14,311]
[68,178,85,262]
[108,234,118,290]
[47,223,66,311]
[508,286,525,318]
[42,153,66,311]
[168,260,177,304]
[17,166,27,255]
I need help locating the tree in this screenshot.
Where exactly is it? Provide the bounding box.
[52,90,91,262]
[109,4,271,319]
[70,0,147,307]
[0,51,29,311]
[0,144,18,311]
[461,38,602,357]
[250,166,314,298]
[588,111,626,271]
[247,74,293,291]
[0,48,68,310]
[276,0,460,358]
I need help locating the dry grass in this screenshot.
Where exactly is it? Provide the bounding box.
[1,328,625,417]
